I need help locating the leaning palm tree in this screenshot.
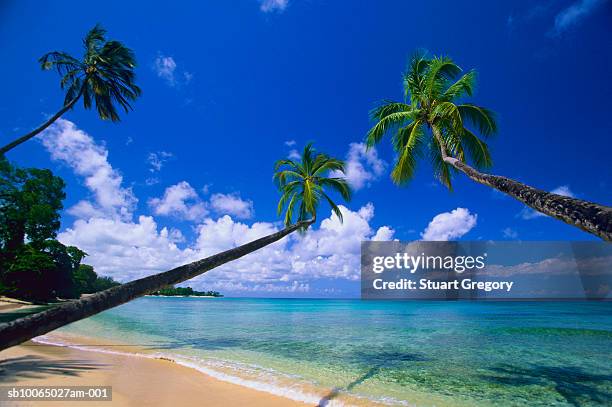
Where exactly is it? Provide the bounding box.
[0,24,141,155]
[0,144,350,351]
[367,52,612,240]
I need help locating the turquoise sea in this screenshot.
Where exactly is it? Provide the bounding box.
[45,298,612,406]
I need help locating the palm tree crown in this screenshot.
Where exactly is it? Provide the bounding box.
[274,143,351,228]
[39,24,141,121]
[366,51,497,189]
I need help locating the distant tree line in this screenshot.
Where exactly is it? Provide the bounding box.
[150,285,223,297]
[0,158,119,303]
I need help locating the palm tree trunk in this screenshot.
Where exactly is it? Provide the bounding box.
[0,91,82,156]
[0,220,311,351]
[431,128,612,240]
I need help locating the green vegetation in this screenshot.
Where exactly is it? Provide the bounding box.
[367,51,612,240]
[151,286,223,297]
[73,264,121,294]
[0,144,351,351]
[0,24,141,155]
[0,158,119,302]
[275,143,351,229]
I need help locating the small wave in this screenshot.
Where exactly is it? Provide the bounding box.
[32,334,353,406]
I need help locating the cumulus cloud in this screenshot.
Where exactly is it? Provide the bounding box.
[59,202,394,292]
[259,0,288,13]
[41,119,136,220]
[149,181,208,221]
[284,140,296,146]
[519,185,575,220]
[372,226,395,241]
[421,208,477,241]
[332,142,386,190]
[58,216,197,280]
[43,120,396,295]
[209,193,254,219]
[551,0,606,35]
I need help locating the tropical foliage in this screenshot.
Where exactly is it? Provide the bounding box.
[39,24,141,121]
[274,143,352,228]
[366,51,496,189]
[150,286,223,297]
[0,158,116,301]
[0,24,140,155]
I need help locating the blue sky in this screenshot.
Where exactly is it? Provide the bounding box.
[1,0,610,297]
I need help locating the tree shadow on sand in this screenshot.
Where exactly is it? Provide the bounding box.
[0,355,106,383]
[480,364,612,406]
[318,351,429,407]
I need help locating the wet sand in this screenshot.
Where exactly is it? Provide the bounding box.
[0,341,310,407]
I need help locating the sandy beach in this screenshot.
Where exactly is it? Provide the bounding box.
[0,299,309,407]
[0,340,310,407]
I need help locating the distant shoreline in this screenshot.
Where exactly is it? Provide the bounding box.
[144,295,222,298]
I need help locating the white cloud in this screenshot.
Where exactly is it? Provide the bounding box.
[41,119,136,220]
[145,177,160,186]
[154,54,177,85]
[58,216,197,281]
[519,185,575,220]
[332,142,386,190]
[153,53,193,87]
[149,181,208,221]
[288,149,301,160]
[551,0,606,35]
[259,0,288,13]
[284,140,296,146]
[209,193,254,219]
[43,121,396,294]
[372,226,395,241]
[59,202,393,291]
[421,208,477,241]
[551,185,575,197]
[147,151,173,173]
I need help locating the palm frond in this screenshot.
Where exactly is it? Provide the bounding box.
[366,110,417,147]
[460,128,493,169]
[430,102,463,133]
[457,104,497,137]
[425,56,462,99]
[390,121,425,185]
[322,191,343,223]
[442,70,476,101]
[430,137,454,190]
[369,102,412,121]
[319,177,352,201]
[403,50,430,103]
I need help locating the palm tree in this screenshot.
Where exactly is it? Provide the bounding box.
[0,24,141,155]
[275,143,352,228]
[366,52,612,240]
[0,145,350,351]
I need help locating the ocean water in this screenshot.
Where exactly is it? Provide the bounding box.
[47,298,612,406]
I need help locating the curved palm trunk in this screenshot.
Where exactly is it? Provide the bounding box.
[431,128,612,240]
[0,220,311,351]
[0,91,82,156]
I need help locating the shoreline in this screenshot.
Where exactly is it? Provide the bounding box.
[0,332,388,407]
[0,335,312,407]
